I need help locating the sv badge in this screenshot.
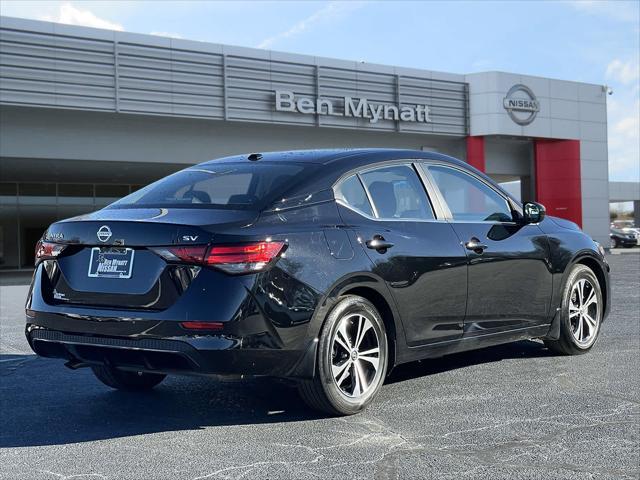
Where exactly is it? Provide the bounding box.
[182,235,199,242]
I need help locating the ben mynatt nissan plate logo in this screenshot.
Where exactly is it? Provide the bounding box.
[97,225,112,242]
[503,84,539,125]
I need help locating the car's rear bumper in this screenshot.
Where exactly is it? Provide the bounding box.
[25,319,317,379]
[25,262,322,378]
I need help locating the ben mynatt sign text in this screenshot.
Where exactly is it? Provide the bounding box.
[274,90,431,124]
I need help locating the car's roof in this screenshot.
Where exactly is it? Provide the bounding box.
[200,148,463,167]
[197,148,513,207]
[200,149,339,165]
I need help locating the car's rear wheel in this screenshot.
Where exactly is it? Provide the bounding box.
[298,295,388,415]
[610,237,619,248]
[544,264,603,355]
[91,365,166,391]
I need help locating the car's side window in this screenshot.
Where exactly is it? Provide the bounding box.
[360,165,434,220]
[335,174,374,217]
[427,165,513,223]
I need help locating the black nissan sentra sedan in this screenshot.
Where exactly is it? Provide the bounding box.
[26,149,610,415]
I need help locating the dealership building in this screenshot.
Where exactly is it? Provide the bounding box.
[0,16,616,269]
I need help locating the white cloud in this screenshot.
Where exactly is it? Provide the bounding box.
[613,115,639,139]
[566,0,640,23]
[606,59,640,85]
[150,31,183,39]
[604,56,640,181]
[257,1,365,49]
[40,2,123,31]
[607,95,640,181]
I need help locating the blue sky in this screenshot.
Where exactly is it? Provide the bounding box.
[1,0,638,184]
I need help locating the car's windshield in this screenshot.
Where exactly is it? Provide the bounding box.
[108,163,307,210]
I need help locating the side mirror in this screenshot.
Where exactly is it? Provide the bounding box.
[523,202,546,224]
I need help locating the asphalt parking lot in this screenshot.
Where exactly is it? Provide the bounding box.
[1,253,638,480]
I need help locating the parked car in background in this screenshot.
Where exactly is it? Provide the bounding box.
[621,227,640,244]
[611,220,635,230]
[26,149,610,415]
[610,228,638,248]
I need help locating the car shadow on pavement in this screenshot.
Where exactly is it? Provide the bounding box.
[0,340,553,448]
[0,354,322,449]
[387,338,555,385]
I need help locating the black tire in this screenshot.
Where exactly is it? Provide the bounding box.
[91,365,166,391]
[544,264,603,355]
[610,237,619,248]
[298,295,388,416]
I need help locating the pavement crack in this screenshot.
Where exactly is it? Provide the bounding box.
[36,470,108,480]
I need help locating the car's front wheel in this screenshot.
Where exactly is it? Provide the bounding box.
[298,295,388,415]
[544,264,603,355]
[91,365,166,391]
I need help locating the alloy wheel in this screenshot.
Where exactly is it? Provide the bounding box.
[331,313,381,398]
[569,278,600,348]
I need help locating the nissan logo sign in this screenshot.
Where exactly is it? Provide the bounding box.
[97,225,112,242]
[503,84,539,126]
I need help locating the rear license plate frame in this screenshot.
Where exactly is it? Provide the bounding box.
[87,247,135,279]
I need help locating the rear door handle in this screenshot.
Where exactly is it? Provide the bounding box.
[366,235,394,253]
[465,238,488,253]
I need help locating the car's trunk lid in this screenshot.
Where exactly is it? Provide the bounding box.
[46,207,258,247]
[41,207,258,310]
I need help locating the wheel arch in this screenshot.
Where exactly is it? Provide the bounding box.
[559,251,609,322]
[308,273,405,374]
[340,285,398,371]
[573,254,609,320]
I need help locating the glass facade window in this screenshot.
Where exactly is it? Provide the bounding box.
[0,183,18,207]
[95,185,130,198]
[0,205,18,269]
[0,183,18,195]
[58,184,94,197]
[18,183,56,196]
[58,184,94,206]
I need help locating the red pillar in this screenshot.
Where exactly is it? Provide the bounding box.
[466,136,485,172]
[534,139,582,227]
[465,136,486,214]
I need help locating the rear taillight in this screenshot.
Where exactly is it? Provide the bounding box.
[159,245,208,264]
[35,240,66,265]
[153,241,286,275]
[204,242,286,274]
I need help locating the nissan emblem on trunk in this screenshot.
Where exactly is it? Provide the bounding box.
[97,225,112,242]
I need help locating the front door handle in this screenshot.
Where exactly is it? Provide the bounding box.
[465,237,488,253]
[366,235,394,253]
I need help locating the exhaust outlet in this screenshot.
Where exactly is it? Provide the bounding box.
[64,359,89,370]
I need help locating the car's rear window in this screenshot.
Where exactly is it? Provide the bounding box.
[108,163,306,210]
